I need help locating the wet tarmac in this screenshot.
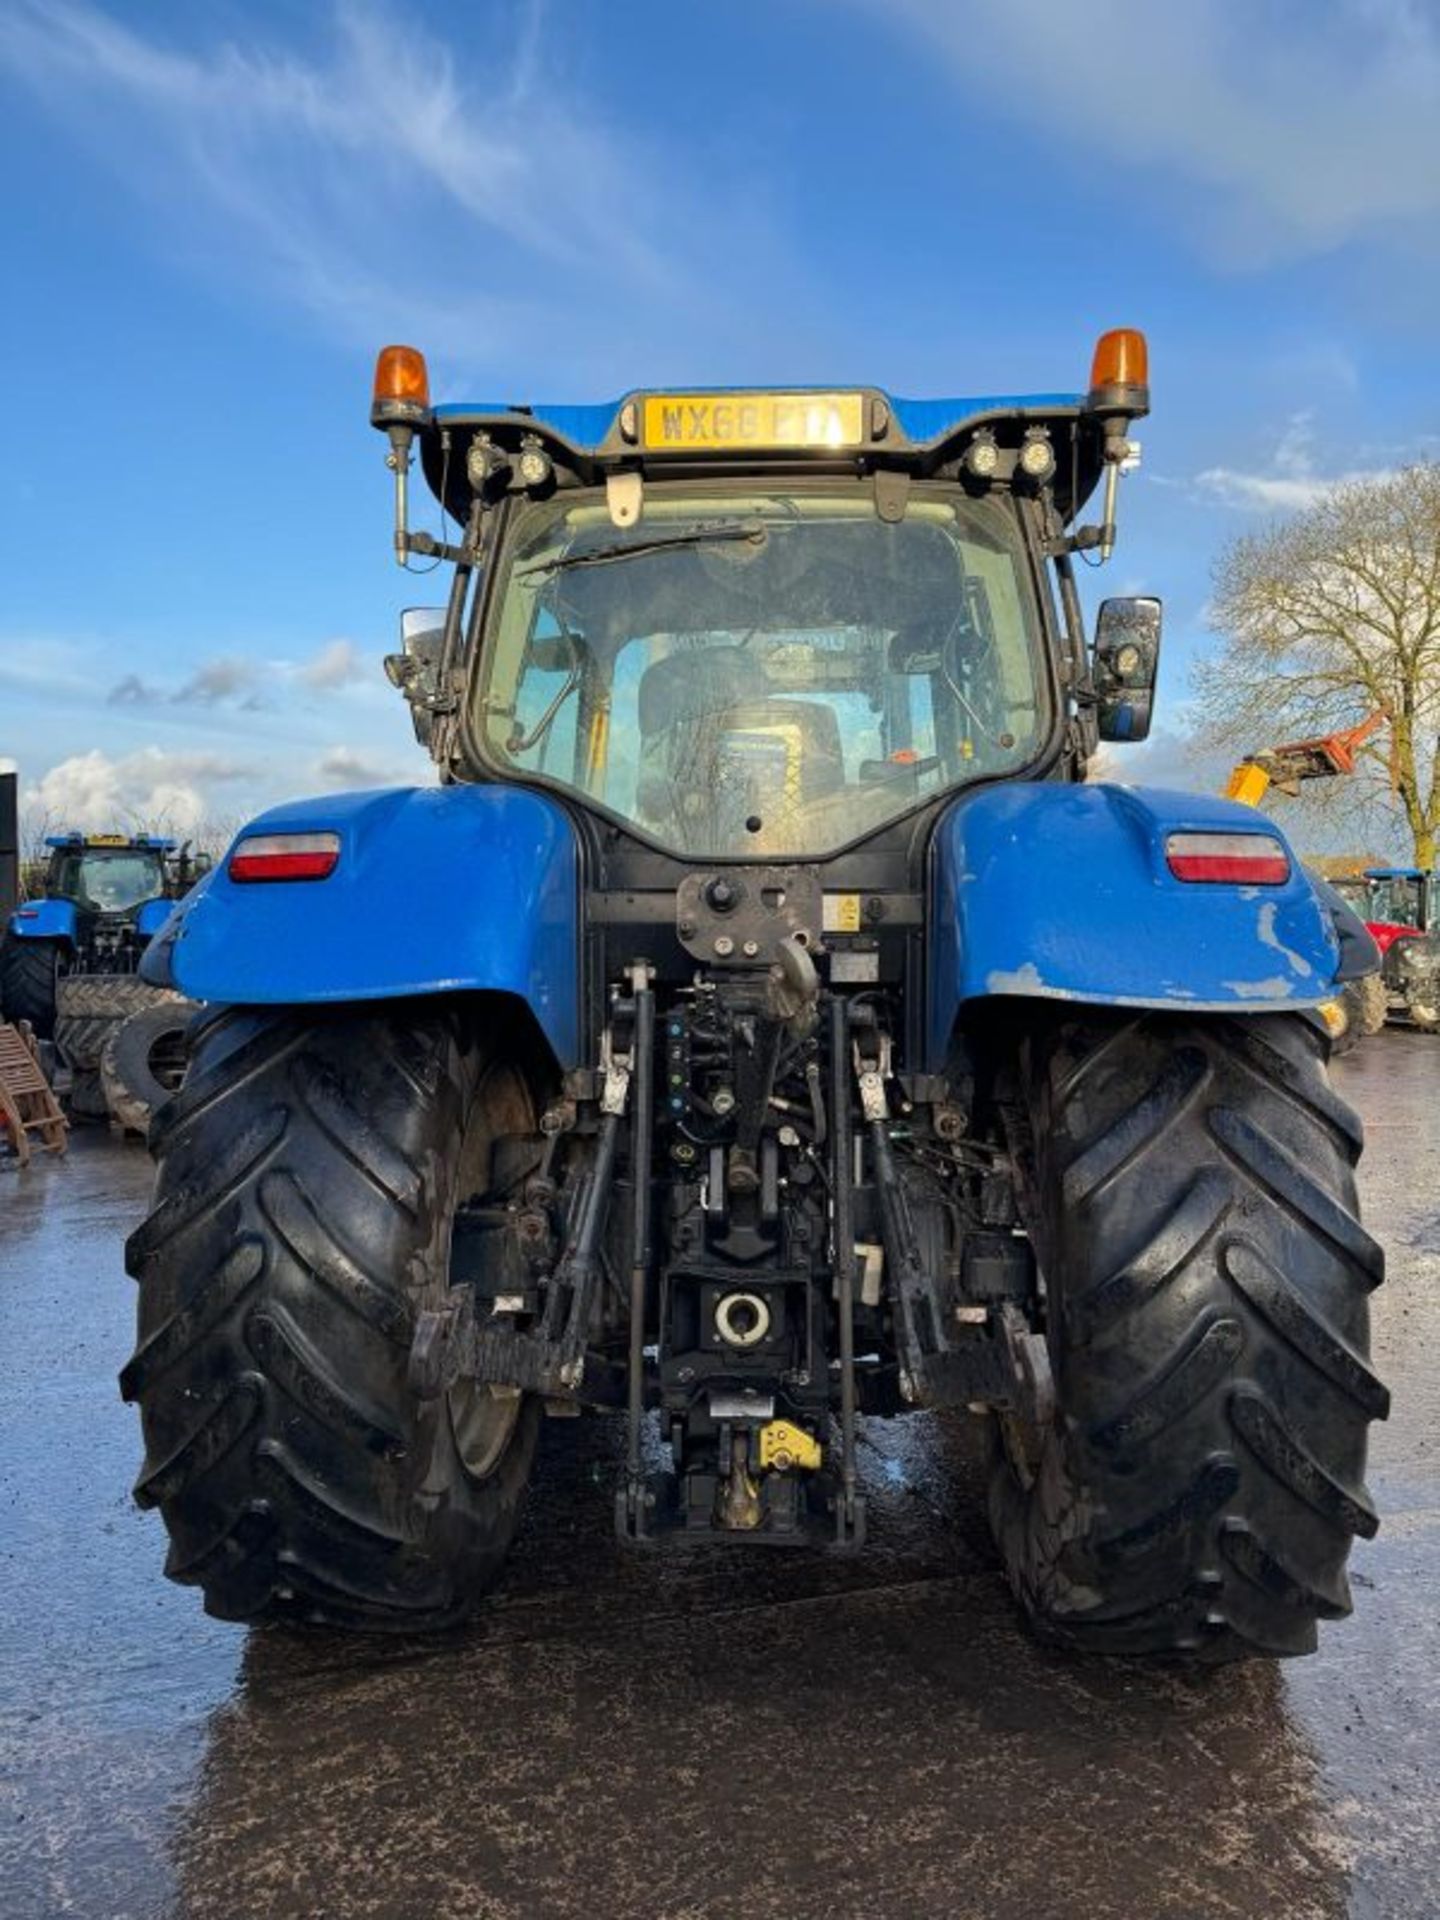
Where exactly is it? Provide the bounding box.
[1,1032,1436,1920]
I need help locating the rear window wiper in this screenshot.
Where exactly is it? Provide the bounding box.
[519,524,771,578]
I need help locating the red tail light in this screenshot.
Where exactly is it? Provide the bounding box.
[228,831,341,883]
[1165,832,1289,886]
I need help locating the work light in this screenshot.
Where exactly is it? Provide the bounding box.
[1018,430,1056,483]
[964,431,999,480]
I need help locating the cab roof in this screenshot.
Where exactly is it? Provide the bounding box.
[419,385,1109,525]
[46,833,175,852]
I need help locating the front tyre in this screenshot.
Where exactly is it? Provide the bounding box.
[1355,974,1389,1038]
[122,1002,543,1630]
[991,1012,1387,1661]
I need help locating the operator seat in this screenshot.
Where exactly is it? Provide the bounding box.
[636,647,846,847]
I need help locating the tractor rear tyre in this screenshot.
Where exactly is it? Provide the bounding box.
[0,937,62,1038]
[122,1001,543,1630]
[55,974,180,1073]
[101,1000,196,1139]
[990,1010,1387,1661]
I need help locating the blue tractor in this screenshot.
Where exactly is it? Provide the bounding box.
[124,332,1387,1660]
[0,833,179,1037]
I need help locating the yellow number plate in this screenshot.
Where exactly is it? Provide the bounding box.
[642,392,866,451]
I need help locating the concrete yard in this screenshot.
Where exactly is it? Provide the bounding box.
[1,1033,1436,1920]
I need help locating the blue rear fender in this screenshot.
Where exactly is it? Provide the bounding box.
[146,785,581,1067]
[134,897,173,940]
[7,899,78,945]
[927,782,1343,1067]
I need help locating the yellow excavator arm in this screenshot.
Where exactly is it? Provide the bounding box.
[1225,712,1384,810]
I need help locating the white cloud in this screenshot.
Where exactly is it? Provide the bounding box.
[299,639,367,690]
[866,0,1440,270]
[0,636,100,700]
[1090,725,1221,794]
[1191,410,1396,512]
[106,672,160,706]
[0,1,812,381]
[314,744,410,790]
[22,747,256,832]
[173,656,256,706]
[93,642,376,709]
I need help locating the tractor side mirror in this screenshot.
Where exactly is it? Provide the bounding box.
[385,607,447,746]
[1093,595,1161,742]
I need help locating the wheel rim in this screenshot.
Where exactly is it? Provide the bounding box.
[445,1057,537,1484]
[450,1384,524,1480]
[1318,997,1349,1041]
[147,1026,190,1093]
[998,1408,1044,1493]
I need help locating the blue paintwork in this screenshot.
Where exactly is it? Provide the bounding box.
[150,785,581,1066]
[435,400,624,446]
[43,833,175,850]
[134,897,174,939]
[431,390,1085,457]
[926,782,1342,1066]
[887,392,1083,443]
[7,898,78,944]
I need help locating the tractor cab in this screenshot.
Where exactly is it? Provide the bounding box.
[39,832,174,970]
[1364,867,1434,934]
[43,834,172,917]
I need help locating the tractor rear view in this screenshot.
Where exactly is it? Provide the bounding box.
[0,833,198,1122]
[0,833,173,1035]
[123,332,1387,1663]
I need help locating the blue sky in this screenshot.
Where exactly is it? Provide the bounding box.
[2,0,1437,842]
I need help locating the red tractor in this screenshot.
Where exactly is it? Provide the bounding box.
[1331,870,1439,1032]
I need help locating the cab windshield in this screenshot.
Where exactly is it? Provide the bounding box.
[1369,877,1423,928]
[476,486,1048,858]
[50,850,166,912]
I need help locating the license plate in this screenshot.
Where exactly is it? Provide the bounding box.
[642,391,866,451]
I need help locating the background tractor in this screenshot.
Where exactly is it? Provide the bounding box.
[1331,869,1440,1031]
[0,832,202,1121]
[124,332,1386,1664]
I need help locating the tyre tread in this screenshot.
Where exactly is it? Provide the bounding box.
[124,1003,541,1630]
[991,1009,1386,1663]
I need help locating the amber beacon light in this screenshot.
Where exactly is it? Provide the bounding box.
[1089,327,1149,400]
[372,344,431,424]
[371,345,432,567]
[1086,328,1150,562]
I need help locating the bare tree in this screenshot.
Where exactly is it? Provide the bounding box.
[1200,465,1440,867]
[16,805,61,900]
